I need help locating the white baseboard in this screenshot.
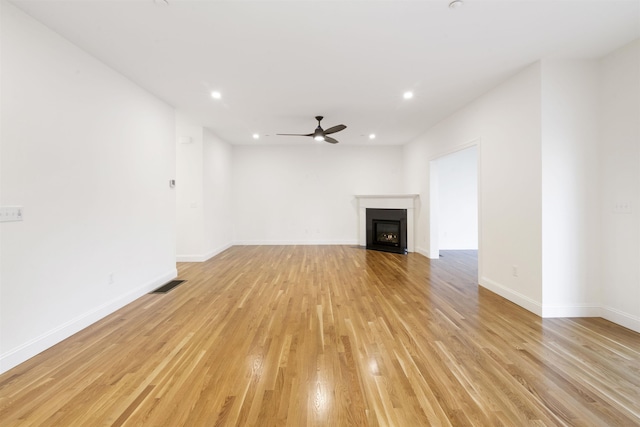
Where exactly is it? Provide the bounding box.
[233,240,359,246]
[479,276,543,316]
[415,246,431,259]
[541,304,601,318]
[601,305,640,333]
[176,242,233,262]
[480,277,636,326]
[0,269,177,374]
[202,243,233,261]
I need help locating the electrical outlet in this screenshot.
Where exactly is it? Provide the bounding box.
[613,201,633,214]
[108,273,114,284]
[512,265,519,277]
[0,206,23,222]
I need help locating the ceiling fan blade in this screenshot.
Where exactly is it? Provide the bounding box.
[276,133,313,137]
[324,136,339,144]
[323,124,346,135]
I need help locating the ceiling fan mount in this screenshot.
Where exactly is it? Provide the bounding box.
[277,116,347,144]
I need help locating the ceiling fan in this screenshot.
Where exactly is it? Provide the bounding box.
[277,116,347,144]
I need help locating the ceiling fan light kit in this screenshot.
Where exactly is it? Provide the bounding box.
[277,116,347,144]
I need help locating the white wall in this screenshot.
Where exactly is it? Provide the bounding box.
[1,2,637,378]
[436,146,478,250]
[404,43,640,330]
[233,145,403,244]
[0,1,177,373]
[540,60,601,317]
[202,128,233,258]
[175,117,233,261]
[176,113,205,259]
[599,40,640,332]
[404,63,544,313]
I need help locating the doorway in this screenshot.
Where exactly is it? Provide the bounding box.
[429,145,479,260]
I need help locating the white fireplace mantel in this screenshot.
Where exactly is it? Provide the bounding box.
[355,194,419,252]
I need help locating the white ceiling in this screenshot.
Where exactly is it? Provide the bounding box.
[10,0,640,146]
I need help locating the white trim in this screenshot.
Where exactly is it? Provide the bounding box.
[481,276,609,320]
[176,242,233,262]
[355,194,419,252]
[415,246,431,259]
[355,194,420,201]
[428,159,440,258]
[0,269,178,374]
[427,139,481,278]
[427,139,481,163]
[541,304,601,318]
[233,240,359,246]
[601,306,640,333]
[476,140,484,282]
[479,276,543,316]
[202,243,233,261]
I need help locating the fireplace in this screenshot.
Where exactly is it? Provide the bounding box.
[356,194,418,253]
[366,208,407,254]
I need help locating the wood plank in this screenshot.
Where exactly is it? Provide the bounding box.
[0,246,639,426]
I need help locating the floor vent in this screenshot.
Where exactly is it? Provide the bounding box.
[150,280,185,294]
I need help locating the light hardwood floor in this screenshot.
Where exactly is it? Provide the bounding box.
[1,246,639,426]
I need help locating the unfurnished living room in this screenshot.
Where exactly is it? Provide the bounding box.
[1,0,639,425]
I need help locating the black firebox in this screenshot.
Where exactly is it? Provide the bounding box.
[366,208,408,254]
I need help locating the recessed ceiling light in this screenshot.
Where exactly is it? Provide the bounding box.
[252,133,260,139]
[369,134,376,140]
[403,91,414,100]
[211,91,221,100]
[449,0,464,9]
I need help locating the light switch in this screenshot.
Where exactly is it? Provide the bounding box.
[0,206,23,222]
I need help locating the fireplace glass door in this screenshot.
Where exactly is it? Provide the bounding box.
[373,220,401,247]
